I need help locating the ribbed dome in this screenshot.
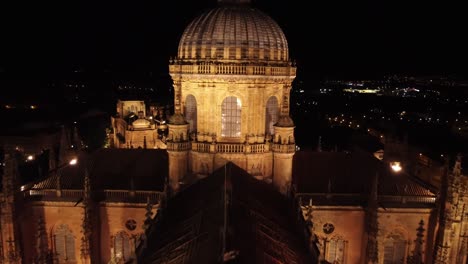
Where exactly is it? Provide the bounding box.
[177,6,289,63]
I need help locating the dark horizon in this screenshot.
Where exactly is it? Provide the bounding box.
[1,0,466,81]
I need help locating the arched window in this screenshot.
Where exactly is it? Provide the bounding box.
[265,96,279,136]
[383,233,407,264]
[221,96,242,138]
[114,231,132,262]
[54,224,76,263]
[185,95,197,133]
[325,236,347,263]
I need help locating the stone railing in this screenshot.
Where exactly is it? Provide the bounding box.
[192,142,211,153]
[103,190,162,203]
[251,144,267,153]
[170,63,296,77]
[166,141,191,151]
[27,189,83,199]
[216,143,245,153]
[379,195,436,204]
[295,193,436,206]
[272,144,296,153]
[191,142,270,154]
[215,64,247,75]
[26,189,163,204]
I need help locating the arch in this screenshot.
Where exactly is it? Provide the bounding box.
[185,95,197,133]
[325,235,347,264]
[113,231,132,261]
[221,96,242,138]
[265,96,279,136]
[53,224,76,263]
[383,231,407,264]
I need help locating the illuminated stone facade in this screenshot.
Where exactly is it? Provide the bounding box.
[111,100,167,149]
[1,1,467,264]
[168,1,296,194]
[0,146,164,264]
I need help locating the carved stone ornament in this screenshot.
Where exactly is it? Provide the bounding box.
[323,223,335,234]
[125,219,137,231]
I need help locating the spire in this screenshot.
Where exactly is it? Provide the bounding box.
[325,178,332,199]
[80,161,93,263]
[408,220,425,264]
[434,154,460,263]
[48,144,57,171]
[142,196,153,232]
[1,151,23,263]
[2,152,17,197]
[365,172,379,264]
[304,198,314,228]
[435,243,450,263]
[58,125,71,165]
[453,153,462,177]
[457,233,468,263]
[35,217,51,263]
[317,136,322,152]
[72,124,82,150]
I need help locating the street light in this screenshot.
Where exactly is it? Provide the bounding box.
[69,158,78,166]
[390,161,402,173]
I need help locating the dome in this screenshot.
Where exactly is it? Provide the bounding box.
[132,118,151,129]
[177,4,289,63]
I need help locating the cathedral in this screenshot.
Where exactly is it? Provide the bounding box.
[1,0,467,263]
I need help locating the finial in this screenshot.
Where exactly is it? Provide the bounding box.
[143,197,153,232]
[317,136,322,152]
[453,153,463,176]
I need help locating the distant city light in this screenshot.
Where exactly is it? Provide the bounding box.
[69,158,78,165]
[27,155,34,161]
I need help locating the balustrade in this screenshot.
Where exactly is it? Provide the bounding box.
[170,63,294,76]
[272,143,296,153]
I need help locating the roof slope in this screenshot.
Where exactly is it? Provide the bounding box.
[293,151,436,207]
[32,148,168,191]
[138,162,318,263]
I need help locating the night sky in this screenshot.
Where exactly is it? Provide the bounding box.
[1,0,466,80]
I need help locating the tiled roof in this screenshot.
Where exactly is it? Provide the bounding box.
[293,151,436,207]
[138,162,318,263]
[32,148,168,192]
[178,6,289,62]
